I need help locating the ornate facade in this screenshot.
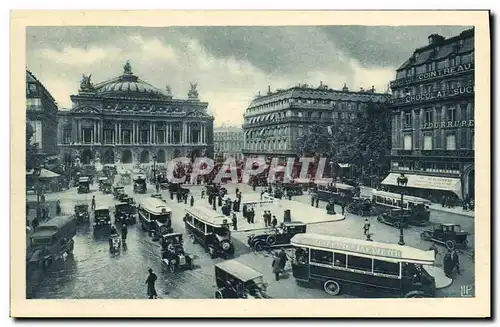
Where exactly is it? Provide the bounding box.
[242,84,389,159]
[57,61,214,167]
[26,70,58,156]
[384,28,474,202]
[213,125,244,160]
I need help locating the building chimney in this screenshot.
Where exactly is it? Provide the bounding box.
[342,83,349,92]
[428,33,445,46]
[267,85,271,95]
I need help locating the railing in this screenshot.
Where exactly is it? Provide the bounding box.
[421,149,474,158]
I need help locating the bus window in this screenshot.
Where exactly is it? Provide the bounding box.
[376,196,382,203]
[310,249,333,265]
[334,252,347,268]
[409,202,415,209]
[206,225,214,234]
[396,200,402,207]
[373,259,400,276]
[347,255,372,272]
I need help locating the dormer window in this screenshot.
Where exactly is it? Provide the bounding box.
[459,39,464,48]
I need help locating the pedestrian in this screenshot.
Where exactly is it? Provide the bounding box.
[263,213,268,227]
[56,200,61,215]
[441,195,446,208]
[91,196,96,210]
[232,213,238,231]
[190,195,194,207]
[260,190,264,200]
[451,249,461,275]
[311,196,315,207]
[31,216,39,230]
[236,187,240,195]
[201,189,205,199]
[243,204,248,218]
[443,249,453,278]
[184,194,188,204]
[212,199,217,211]
[247,208,251,224]
[121,224,128,242]
[253,183,256,192]
[363,219,370,236]
[218,196,223,207]
[278,248,288,272]
[315,198,319,208]
[145,268,158,299]
[272,215,278,228]
[272,252,281,281]
[341,203,345,215]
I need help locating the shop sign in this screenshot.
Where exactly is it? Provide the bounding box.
[390,63,474,88]
[389,86,474,106]
[422,120,474,129]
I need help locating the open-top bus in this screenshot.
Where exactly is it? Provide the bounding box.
[371,190,431,225]
[290,233,436,298]
[315,183,356,205]
[184,206,234,258]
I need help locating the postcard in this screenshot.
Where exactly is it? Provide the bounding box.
[11,10,490,318]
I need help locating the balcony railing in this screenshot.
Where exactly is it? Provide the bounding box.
[391,149,474,158]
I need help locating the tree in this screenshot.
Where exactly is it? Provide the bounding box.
[293,124,333,157]
[26,122,35,169]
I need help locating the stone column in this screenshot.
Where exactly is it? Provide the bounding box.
[153,122,156,144]
[114,122,117,144]
[71,119,76,144]
[78,119,82,144]
[118,121,122,144]
[149,122,153,144]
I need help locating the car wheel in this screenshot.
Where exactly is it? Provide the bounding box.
[420,232,431,241]
[377,216,383,223]
[394,222,401,229]
[254,242,264,252]
[445,240,456,250]
[214,290,224,299]
[323,280,341,296]
[404,291,425,298]
[266,235,276,245]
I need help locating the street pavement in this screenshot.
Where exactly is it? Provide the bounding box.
[25,182,475,299]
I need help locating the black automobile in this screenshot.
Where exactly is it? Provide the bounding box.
[114,202,137,226]
[133,175,147,194]
[286,184,303,196]
[113,185,125,199]
[74,204,90,224]
[247,221,307,251]
[93,207,112,236]
[160,233,196,273]
[420,223,470,249]
[117,192,129,202]
[214,260,270,299]
[377,209,410,229]
[101,180,112,194]
[347,197,375,217]
[77,177,90,194]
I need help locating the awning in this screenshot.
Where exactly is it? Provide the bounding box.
[381,173,462,199]
[338,163,351,168]
[26,168,60,179]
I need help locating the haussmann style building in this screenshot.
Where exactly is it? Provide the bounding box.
[57,61,214,167]
[383,28,475,204]
[213,125,244,160]
[242,83,389,161]
[26,70,59,157]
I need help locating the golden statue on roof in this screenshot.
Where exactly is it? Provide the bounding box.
[123,60,132,74]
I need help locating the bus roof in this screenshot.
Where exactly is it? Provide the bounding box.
[291,233,434,265]
[371,190,430,204]
[78,177,89,182]
[139,197,172,215]
[325,183,355,190]
[215,260,262,282]
[185,206,232,227]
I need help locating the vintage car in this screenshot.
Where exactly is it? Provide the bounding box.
[74,204,90,224]
[77,176,90,194]
[138,198,173,239]
[377,209,410,229]
[160,233,196,272]
[28,215,77,271]
[273,188,284,199]
[133,175,147,194]
[113,185,125,199]
[347,197,376,217]
[114,201,137,226]
[420,223,469,249]
[247,221,307,251]
[98,177,108,190]
[93,206,112,236]
[101,180,112,194]
[214,260,270,299]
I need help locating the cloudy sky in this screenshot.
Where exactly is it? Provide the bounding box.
[27,26,469,126]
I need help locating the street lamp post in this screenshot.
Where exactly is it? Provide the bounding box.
[397,173,408,246]
[329,160,334,180]
[152,155,157,185]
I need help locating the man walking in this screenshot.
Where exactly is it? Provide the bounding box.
[232,213,238,231]
[145,268,158,299]
[121,224,128,243]
[363,219,370,236]
[341,203,346,215]
[91,196,96,210]
[271,215,278,228]
[272,252,281,281]
[278,248,288,272]
[190,195,194,207]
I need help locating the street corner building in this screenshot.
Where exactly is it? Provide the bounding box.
[242,83,390,161]
[385,28,475,204]
[56,61,215,168]
[26,70,59,157]
[213,125,244,161]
